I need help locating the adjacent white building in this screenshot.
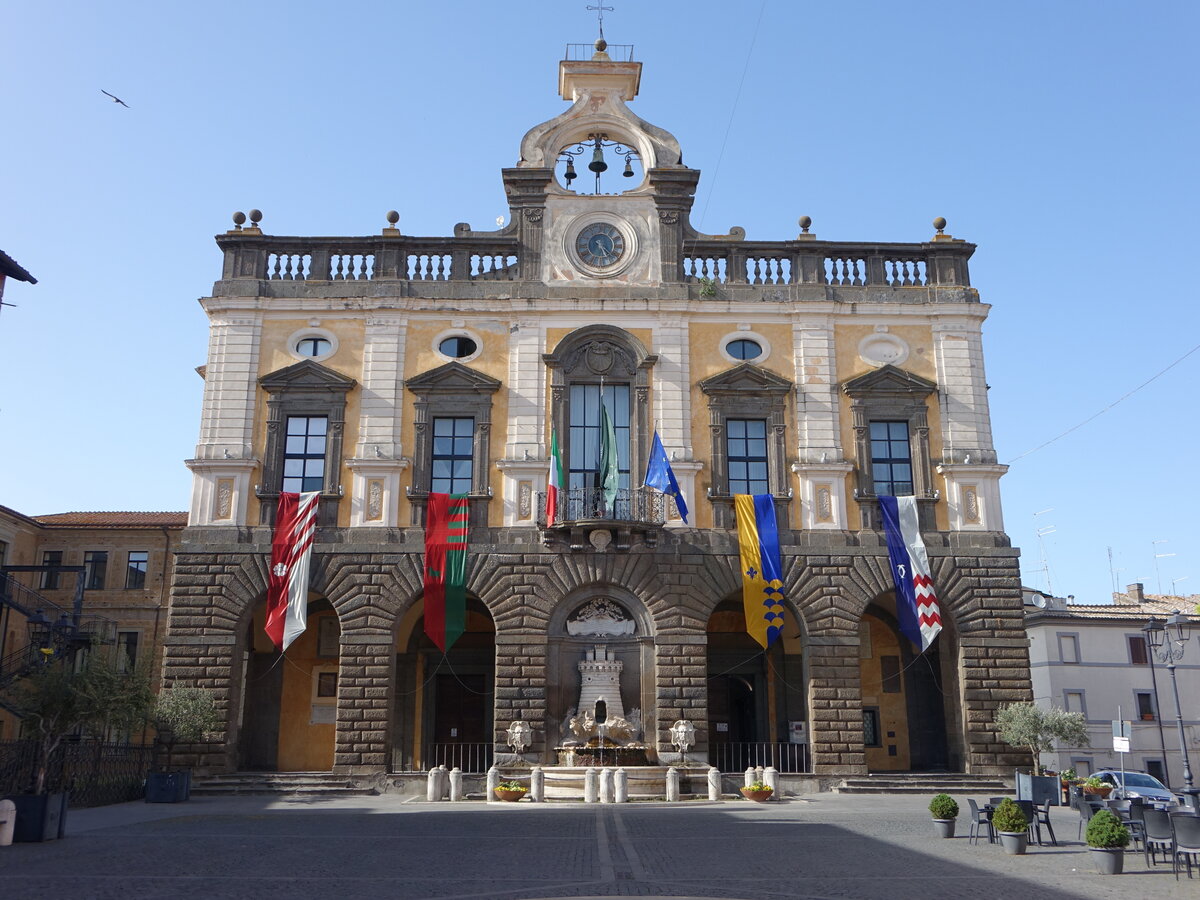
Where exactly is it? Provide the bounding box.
[1025,583,1200,788]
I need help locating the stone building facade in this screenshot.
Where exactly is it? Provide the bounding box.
[167,44,1032,779]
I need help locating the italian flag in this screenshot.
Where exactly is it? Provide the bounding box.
[546,429,564,525]
[424,492,469,652]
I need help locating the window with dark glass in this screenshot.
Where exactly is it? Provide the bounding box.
[568,383,630,511]
[863,707,881,747]
[438,336,477,358]
[126,551,148,589]
[116,631,139,673]
[726,339,762,361]
[295,337,331,357]
[41,550,62,589]
[726,419,768,495]
[870,420,913,495]
[0,539,8,565]
[431,417,474,494]
[84,550,108,590]
[1128,635,1149,665]
[1136,691,1156,720]
[283,416,327,493]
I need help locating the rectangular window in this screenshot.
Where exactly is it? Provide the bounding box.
[1136,691,1156,721]
[41,550,63,589]
[869,420,913,496]
[726,419,769,495]
[282,415,327,493]
[0,539,8,566]
[431,417,474,494]
[1064,690,1085,714]
[84,550,108,590]
[568,383,630,514]
[125,551,148,589]
[1128,635,1149,665]
[880,655,902,693]
[116,631,139,673]
[1145,760,1166,783]
[1058,633,1080,664]
[863,707,881,747]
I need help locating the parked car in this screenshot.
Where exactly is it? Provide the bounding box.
[1093,770,1176,805]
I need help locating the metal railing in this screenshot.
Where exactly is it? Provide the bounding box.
[537,486,667,528]
[426,742,493,774]
[709,741,811,774]
[0,739,153,807]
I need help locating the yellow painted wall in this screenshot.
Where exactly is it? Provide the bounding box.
[274,608,338,772]
[834,324,947,530]
[859,614,911,771]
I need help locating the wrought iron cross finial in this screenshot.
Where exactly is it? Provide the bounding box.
[587,3,614,40]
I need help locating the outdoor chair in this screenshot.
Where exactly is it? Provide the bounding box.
[1143,806,1175,867]
[1075,796,1096,841]
[1034,800,1057,846]
[988,796,1007,807]
[1015,800,1038,844]
[967,799,994,845]
[1170,813,1200,880]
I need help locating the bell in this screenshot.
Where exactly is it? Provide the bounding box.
[588,143,608,174]
[564,159,576,184]
[622,156,634,177]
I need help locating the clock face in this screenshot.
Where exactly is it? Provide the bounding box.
[575,222,626,268]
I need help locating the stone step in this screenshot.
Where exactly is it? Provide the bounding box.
[191,773,377,796]
[833,774,1011,795]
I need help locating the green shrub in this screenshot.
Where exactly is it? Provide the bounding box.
[928,793,959,819]
[1086,809,1130,848]
[1083,776,1107,790]
[991,798,1027,833]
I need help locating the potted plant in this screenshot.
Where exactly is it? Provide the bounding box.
[1085,809,1129,874]
[146,685,220,803]
[740,781,774,802]
[1081,776,1112,798]
[0,648,154,841]
[991,798,1028,855]
[494,780,527,801]
[994,702,1089,805]
[1059,767,1076,786]
[928,793,959,838]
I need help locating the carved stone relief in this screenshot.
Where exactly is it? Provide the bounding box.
[519,481,532,519]
[367,480,384,521]
[216,479,234,520]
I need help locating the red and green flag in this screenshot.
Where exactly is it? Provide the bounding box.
[424,492,468,652]
[545,429,564,525]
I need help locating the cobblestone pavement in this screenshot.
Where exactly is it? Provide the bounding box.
[2,793,1198,899]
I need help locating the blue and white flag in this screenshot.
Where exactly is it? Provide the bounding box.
[879,495,942,652]
[644,431,688,524]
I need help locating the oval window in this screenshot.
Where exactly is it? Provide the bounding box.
[726,339,762,361]
[296,337,332,357]
[439,336,478,358]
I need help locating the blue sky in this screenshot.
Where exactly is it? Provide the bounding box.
[2,1,1197,605]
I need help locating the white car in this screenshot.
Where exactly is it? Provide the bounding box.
[1094,770,1176,805]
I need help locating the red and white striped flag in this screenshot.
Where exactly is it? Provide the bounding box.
[265,491,320,651]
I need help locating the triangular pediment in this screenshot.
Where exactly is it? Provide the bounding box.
[699,363,793,396]
[260,359,356,393]
[406,361,501,396]
[841,364,936,398]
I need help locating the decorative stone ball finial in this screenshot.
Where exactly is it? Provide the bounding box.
[249,209,263,226]
[595,38,607,52]
[933,216,947,234]
[232,211,246,228]
[798,215,812,234]
[386,210,399,225]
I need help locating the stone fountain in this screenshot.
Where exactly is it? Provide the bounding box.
[555,644,650,767]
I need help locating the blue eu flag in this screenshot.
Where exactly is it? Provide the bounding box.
[644,431,689,524]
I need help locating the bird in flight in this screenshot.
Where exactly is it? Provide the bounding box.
[101,90,130,108]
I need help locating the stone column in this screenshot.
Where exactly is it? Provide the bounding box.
[806,635,867,774]
[494,636,548,758]
[334,630,395,774]
[653,636,707,760]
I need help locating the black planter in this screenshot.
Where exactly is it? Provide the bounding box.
[5,792,68,842]
[145,770,192,803]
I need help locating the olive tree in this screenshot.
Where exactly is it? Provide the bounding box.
[994,702,1090,773]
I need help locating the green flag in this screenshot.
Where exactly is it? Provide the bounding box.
[599,400,619,512]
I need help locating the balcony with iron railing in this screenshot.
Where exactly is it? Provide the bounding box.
[537,486,668,550]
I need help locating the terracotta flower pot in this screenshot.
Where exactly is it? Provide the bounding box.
[494,788,526,802]
[740,787,773,802]
[1084,785,1113,798]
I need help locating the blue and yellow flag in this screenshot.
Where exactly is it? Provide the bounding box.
[734,494,787,648]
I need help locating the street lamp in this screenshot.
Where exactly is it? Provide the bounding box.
[1143,611,1196,807]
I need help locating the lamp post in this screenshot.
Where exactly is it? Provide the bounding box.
[1143,611,1196,808]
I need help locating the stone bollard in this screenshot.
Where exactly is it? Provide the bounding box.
[614,767,628,803]
[486,765,500,803]
[744,767,756,788]
[666,766,680,802]
[530,766,545,802]
[439,765,450,799]
[756,765,765,783]
[708,766,721,801]
[0,799,15,846]
[449,767,463,801]
[427,768,441,801]
[763,766,779,800]
[600,767,615,803]
[584,767,599,803]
